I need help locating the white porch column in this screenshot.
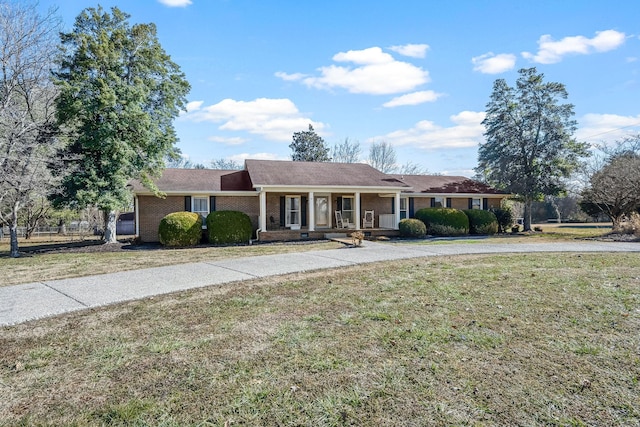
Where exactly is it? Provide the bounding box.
[394,192,401,229]
[259,190,267,231]
[355,192,361,230]
[308,191,315,232]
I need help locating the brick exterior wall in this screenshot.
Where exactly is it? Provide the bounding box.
[216,196,260,231]
[137,195,184,242]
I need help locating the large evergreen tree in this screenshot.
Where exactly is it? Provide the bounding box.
[476,67,589,231]
[53,6,190,243]
[289,124,330,162]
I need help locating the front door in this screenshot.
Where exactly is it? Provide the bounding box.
[315,196,329,227]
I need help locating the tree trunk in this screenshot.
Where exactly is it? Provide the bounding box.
[9,204,20,258]
[103,210,118,244]
[58,219,66,235]
[523,198,533,232]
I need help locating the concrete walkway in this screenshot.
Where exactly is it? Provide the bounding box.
[2,240,639,326]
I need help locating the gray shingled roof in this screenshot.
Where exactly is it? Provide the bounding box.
[389,174,508,195]
[129,169,245,193]
[245,159,408,188]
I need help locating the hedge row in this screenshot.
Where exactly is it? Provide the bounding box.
[159,210,252,247]
[412,207,500,237]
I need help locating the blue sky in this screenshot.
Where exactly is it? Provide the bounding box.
[39,0,640,176]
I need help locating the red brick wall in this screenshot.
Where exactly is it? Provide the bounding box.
[216,196,260,231]
[137,195,184,242]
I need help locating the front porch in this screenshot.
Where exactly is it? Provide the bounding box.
[257,226,400,242]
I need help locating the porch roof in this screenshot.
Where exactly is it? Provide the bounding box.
[389,174,509,195]
[245,159,409,189]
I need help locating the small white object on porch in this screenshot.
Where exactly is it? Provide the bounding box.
[379,214,396,229]
[335,210,350,228]
[362,210,374,228]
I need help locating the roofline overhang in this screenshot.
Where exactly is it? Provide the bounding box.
[253,185,410,193]
[401,192,510,197]
[132,190,259,197]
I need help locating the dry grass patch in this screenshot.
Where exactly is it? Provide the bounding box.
[0,240,342,287]
[1,253,639,426]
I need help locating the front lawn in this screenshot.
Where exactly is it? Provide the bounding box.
[1,253,638,426]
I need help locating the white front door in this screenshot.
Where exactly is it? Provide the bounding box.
[315,196,329,227]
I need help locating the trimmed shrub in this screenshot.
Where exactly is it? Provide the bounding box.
[206,210,252,244]
[491,207,513,234]
[414,207,469,236]
[463,209,498,235]
[399,218,427,238]
[158,211,202,247]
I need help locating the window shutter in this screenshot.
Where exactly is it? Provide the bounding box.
[209,196,216,212]
[430,198,435,208]
[409,198,415,218]
[279,196,285,226]
[446,198,452,208]
[301,196,307,226]
[391,198,395,214]
[184,196,191,212]
[468,198,473,209]
[483,198,489,210]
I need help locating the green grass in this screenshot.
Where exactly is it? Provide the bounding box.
[2,252,639,426]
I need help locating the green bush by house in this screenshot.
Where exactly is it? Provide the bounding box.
[158,212,202,247]
[206,210,252,244]
[491,207,514,233]
[399,218,427,238]
[414,207,469,236]
[463,209,498,235]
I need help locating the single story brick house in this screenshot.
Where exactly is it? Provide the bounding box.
[129,159,508,242]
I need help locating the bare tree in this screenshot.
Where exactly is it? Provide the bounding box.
[367,141,397,173]
[0,2,62,257]
[210,158,242,170]
[332,138,361,163]
[397,161,428,175]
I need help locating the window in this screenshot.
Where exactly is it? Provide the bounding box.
[433,196,444,208]
[341,196,354,224]
[400,197,408,219]
[471,198,482,210]
[192,197,208,220]
[286,196,301,227]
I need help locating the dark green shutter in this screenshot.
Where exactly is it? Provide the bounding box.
[391,198,395,214]
[209,196,216,212]
[409,198,415,218]
[280,197,285,226]
[468,198,473,209]
[430,198,435,208]
[446,198,452,208]
[184,196,191,212]
[301,196,307,226]
[483,198,489,210]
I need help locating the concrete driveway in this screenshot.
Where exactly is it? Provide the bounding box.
[1,240,638,326]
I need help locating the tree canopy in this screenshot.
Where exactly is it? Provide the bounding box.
[53,6,190,242]
[289,124,330,162]
[331,138,361,163]
[476,67,589,231]
[367,141,397,173]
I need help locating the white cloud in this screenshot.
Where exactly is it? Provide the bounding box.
[208,136,248,146]
[382,90,443,108]
[229,152,286,162]
[371,111,486,149]
[185,100,203,112]
[472,52,517,74]
[277,46,429,95]
[157,0,192,7]
[183,98,326,141]
[576,113,640,145]
[388,43,430,58]
[522,29,626,64]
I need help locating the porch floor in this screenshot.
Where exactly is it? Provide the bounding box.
[257,227,399,242]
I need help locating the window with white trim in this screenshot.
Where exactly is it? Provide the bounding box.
[433,196,444,208]
[192,197,209,220]
[341,196,354,223]
[471,197,482,210]
[400,197,408,219]
[285,195,301,227]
